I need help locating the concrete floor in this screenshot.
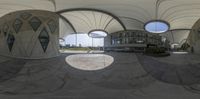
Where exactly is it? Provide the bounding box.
[0,52,200,99]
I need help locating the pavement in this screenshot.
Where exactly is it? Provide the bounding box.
[0,52,199,99]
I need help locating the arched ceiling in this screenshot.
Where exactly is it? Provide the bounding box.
[59,10,124,34]
[54,0,200,29]
[0,0,200,43]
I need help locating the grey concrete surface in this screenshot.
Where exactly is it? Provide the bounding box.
[0,52,199,99]
[137,53,200,85]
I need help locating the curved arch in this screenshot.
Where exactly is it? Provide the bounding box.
[169,29,191,44]
[118,16,145,31]
[58,14,77,33]
[56,8,126,30]
[63,13,92,29]
[119,16,145,24]
[103,18,114,30]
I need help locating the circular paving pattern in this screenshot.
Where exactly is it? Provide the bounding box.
[65,54,114,71]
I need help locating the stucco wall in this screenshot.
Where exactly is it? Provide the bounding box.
[0,10,60,59]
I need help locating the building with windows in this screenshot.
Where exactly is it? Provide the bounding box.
[104,30,164,52]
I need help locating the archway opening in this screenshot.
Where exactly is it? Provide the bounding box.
[59,33,105,53]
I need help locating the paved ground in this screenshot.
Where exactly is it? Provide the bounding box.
[0,52,199,99]
[137,53,200,85]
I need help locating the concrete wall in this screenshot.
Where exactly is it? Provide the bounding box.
[188,19,200,54]
[0,10,60,59]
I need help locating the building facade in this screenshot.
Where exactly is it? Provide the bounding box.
[104,30,164,52]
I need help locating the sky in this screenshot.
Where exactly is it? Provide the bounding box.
[145,21,169,33]
[60,34,104,47]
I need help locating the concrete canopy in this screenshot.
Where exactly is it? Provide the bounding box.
[59,10,125,34]
[0,0,200,43]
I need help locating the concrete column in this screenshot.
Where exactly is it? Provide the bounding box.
[0,10,60,59]
[188,19,200,54]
